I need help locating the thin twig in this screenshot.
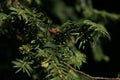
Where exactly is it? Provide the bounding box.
[62,61,120,80]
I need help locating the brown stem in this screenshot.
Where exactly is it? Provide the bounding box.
[62,61,120,80]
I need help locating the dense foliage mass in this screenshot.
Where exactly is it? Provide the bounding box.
[0,0,120,80]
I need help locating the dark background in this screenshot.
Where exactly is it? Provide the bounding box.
[0,0,120,79]
[81,0,120,78]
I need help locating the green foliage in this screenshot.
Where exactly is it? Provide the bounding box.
[0,0,120,80]
[12,59,33,76]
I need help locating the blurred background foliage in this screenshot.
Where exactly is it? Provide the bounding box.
[0,0,120,80]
